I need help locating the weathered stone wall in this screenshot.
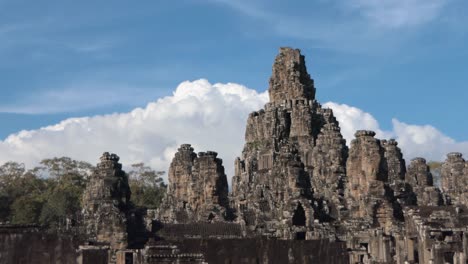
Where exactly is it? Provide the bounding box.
[403,206,468,264]
[310,121,348,220]
[0,227,79,264]
[347,229,395,264]
[173,238,348,264]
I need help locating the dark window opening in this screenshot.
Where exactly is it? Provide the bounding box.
[360,243,369,253]
[208,213,215,222]
[414,249,419,263]
[125,252,133,264]
[292,203,306,226]
[296,232,306,240]
[444,252,454,264]
[412,238,419,263]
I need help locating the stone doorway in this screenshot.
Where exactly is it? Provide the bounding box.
[292,203,306,226]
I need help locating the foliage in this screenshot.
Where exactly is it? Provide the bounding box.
[0,158,165,227]
[11,195,43,224]
[128,163,166,209]
[0,157,93,226]
[0,163,47,224]
[38,157,93,179]
[37,157,92,227]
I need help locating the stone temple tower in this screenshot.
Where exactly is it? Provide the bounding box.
[231,47,348,239]
[82,152,131,251]
[157,144,231,223]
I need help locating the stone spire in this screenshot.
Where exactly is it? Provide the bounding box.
[406,157,442,206]
[268,47,315,102]
[441,152,468,205]
[346,131,384,210]
[406,158,433,187]
[232,47,347,239]
[157,144,231,223]
[345,131,402,231]
[382,139,406,183]
[82,152,130,251]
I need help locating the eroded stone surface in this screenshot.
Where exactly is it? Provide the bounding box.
[382,139,406,184]
[82,152,130,251]
[345,131,400,231]
[269,47,316,103]
[157,144,231,223]
[441,152,468,205]
[310,122,348,220]
[406,157,442,206]
[231,47,348,239]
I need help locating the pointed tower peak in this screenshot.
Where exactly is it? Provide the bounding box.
[268,47,315,102]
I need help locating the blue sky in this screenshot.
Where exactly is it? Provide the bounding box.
[1,0,468,142]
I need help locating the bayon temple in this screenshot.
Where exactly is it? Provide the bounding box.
[2,47,468,264]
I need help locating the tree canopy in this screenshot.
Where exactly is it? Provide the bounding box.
[0,158,166,228]
[128,163,166,209]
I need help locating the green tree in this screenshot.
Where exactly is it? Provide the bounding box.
[8,172,48,224]
[0,162,26,186]
[0,162,25,222]
[36,157,93,227]
[128,163,166,209]
[10,195,43,224]
[0,162,47,224]
[1,158,165,226]
[38,157,93,179]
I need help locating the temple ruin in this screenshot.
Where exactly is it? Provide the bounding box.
[2,47,468,264]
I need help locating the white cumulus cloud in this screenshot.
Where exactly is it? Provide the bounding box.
[0,79,268,181]
[390,119,468,161]
[0,80,467,185]
[323,102,390,141]
[324,102,468,162]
